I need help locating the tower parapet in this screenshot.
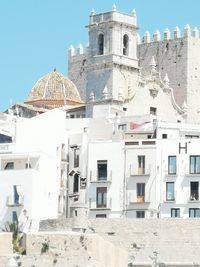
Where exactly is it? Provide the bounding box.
[141,25,200,44]
[153,30,161,42]
[174,26,181,39]
[88,4,137,28]
[68,43,88,58]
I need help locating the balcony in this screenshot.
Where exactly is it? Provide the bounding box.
[129,194,150,207]
[6,195,24,207]
[90,170,112,183]
[129,166,150,177]
[188,194,200,203]
[89,197,112,210]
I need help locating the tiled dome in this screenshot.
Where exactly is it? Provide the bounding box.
[27,69,81,103]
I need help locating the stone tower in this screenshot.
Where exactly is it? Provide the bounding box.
[85,5,139,102]
[138,25,200,123]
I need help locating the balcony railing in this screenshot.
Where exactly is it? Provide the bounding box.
[90,170,112,183]
[188,194,199,202]
[128,191,151,204]
[89,197,112,210]
[6,195,24,207]
[129,165,151,176]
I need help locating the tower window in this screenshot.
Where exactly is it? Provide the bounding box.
[73,174,79,193]
[98,33,104,55]
[123,34,129,56]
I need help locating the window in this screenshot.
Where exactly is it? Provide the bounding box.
[185,135,199,139]
[123,34,129,56]
[189,208,200,218]
[168,156,176,175]
[138,156,145,174]
[25,163,31,169]
[171,208,180,218]
[137,183,145,202]
[136,211,145,218]
[118,124,127,131]
[97,160,107,180]
[162,134,168,139]
[166,182,175,201]
[96,214,107,218]
[98,33,104,55]
[73,174,79,193]
[13,185,19,205]
[190,182,199,200]
[74,148,79,168]
[150,107,157,115]
[96,187,107,208]
[4,162,14,170]
[12,211,18,223]
[190,156,200,174]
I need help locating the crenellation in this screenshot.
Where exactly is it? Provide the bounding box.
[164,28,170,40]
[192,26,199,38]
[143,31,151,43]
[68,7,200,122]
[174,26,181,39]
[184,24,191,37]
[90,9,137,27]
[68,45,75,57]
[76,43,84,55]
[68,44,88,58]
[153,30,161,42]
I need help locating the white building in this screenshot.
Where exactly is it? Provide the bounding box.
[2,5,200,230]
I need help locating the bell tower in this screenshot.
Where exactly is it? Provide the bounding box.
[86,5,139,102]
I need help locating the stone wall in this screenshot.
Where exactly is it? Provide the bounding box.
[0,233,13,256]
[24,231,127,267]
[40,218,200,265]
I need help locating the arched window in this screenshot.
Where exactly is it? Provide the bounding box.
[98,33,104,55]
[123,34,129,56]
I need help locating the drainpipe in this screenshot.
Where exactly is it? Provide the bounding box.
[123,144,127,217]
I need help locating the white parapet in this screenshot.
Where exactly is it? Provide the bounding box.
[184,24,191,37]
[192,27,199,38]
[143,31,151,43]
[77,43,84,55]
[174,26,181,39]
[153,30,161,42]
[164,28,170,40]
[68,45,75,57]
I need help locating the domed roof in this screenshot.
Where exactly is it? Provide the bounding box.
[27,69,81,103]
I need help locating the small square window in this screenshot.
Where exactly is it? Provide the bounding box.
[171,208,180,218]
[4,162,14,170]
[189,208,200,218]
[150,107,157,115]
[136,211,145,218]
[96,214,107,218]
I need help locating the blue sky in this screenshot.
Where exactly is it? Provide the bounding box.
[0,0,200,111]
